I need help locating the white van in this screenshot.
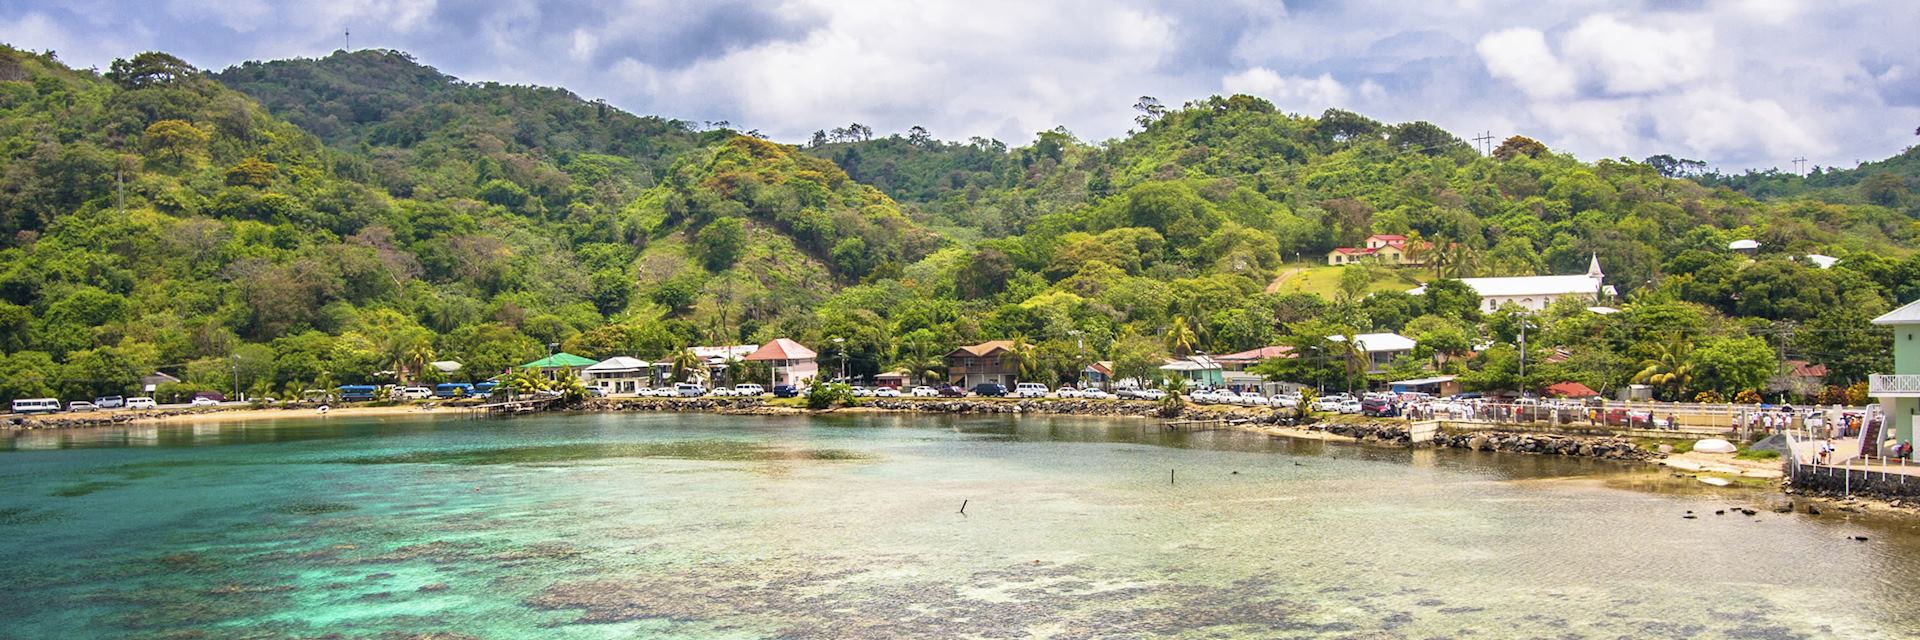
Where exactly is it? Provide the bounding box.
[733,384,765,396]
[1013,382,1050,398]
[397,386,433,400]
[11,398,60,414]
[125,397,157,409]
[673,383,706,397]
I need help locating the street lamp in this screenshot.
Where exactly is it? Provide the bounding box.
[832,337,847,382]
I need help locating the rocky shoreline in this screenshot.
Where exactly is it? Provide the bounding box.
[1305,421,1661,462]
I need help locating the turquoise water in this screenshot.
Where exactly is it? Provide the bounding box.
[2,412,1917,638]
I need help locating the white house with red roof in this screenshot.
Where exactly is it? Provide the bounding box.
[1325,234,1430,266]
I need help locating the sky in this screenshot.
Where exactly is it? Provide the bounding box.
[2,0,1916,171]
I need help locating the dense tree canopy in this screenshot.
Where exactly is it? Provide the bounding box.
[0,43,1913,402]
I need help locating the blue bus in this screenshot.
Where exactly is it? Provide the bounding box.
[337,385,379,401]
[472,381,499,398]
[434,383,474,398]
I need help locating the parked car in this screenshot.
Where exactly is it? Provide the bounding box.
[874,387,902,398]
[1055,386,1082,398]
[11,398,60,414]
[94,396,125,409]
[396,386,433,400]
[126,397,157,409]
[733,384,765,396]
[673,383,706,397]
[1337,399,1363,414]
[1136,389,1167,401]
[849,386,874,397]
[472,382,499,398]
[768,385,797,398]
[909,386,938,397]
[337,385,379,401]
[1271,395,1300,408]
[1082,389,1114,400]
[1361,397,1398,417]
[938,385,968,398]
[971,383,1007,397]
[67,400,97,412]
[1238,391,1270,406]
[1013,382,1050,398]
[190,396,220,407]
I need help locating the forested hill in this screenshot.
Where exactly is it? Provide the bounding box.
[2,44,1917,407]
[213,49,720,211]
[0,46,933,402]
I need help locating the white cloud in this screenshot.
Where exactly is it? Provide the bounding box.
[1474,27,1575,99]
[0,10,139,68]
[604,0,1182,144]
[1220,68,1358,111]
[1561,14,1714,95]
[5,0,1915,170]
[168,0,270,33]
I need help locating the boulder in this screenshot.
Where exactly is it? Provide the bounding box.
[1692,438,1738,454]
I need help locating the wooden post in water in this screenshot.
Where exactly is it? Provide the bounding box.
[1170,469,1175,485]
[959,499,968,515]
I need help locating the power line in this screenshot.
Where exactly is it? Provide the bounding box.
[1472,131,1496,156]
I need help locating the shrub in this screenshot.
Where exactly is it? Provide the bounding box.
[807,382,857,410]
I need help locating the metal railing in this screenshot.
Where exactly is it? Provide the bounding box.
[1868,374,1920,395]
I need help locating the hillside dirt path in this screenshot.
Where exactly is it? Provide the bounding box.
[1265,266,1308,293]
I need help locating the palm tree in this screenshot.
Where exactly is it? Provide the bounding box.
[402,342,436,385]
[1430,239,1481,279]
[1631,335,1695,400]
[1003,334,1040,385]
[501,369,549,398]
[1165,316,1198,358]
[1401,230,1430,267]
[1331,329,1368,393]
[893,333,943,385]
[671,348,705,384]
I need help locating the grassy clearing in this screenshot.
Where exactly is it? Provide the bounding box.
[1734,448,1782,460]
[1268,263,1430,298]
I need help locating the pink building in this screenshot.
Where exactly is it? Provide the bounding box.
[744,339,819,388]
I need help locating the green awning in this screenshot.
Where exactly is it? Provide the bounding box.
[516,353,599,369]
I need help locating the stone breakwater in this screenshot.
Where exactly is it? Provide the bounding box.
[1305,421,1662,462]
[10,410,194,430]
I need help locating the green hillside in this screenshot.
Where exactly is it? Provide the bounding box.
[1,45,1916,404]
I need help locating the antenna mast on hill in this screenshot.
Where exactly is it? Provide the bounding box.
[1792,157,1808,177]
[1472,131,1496,155]
[345,28,351,51]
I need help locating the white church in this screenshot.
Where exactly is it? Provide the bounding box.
[1408,256,1614,313]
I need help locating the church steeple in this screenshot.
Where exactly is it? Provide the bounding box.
[1587,254,1603,279]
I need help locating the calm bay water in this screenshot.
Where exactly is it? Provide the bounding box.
[1,412,1916,639]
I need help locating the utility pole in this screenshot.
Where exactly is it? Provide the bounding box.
[1518,314,1528,393]
[1473,131,1496,156]
[1792,157,1808,177]
[1769,321,1795,378]
[345,28,351,51]
[230,354,240,403]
